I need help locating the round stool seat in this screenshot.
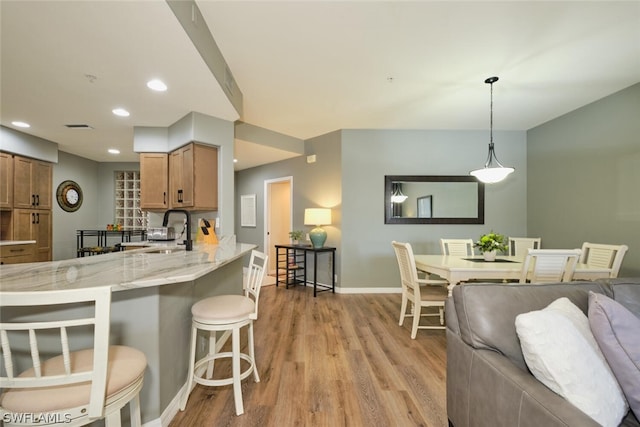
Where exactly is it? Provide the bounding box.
[192,295,255,324]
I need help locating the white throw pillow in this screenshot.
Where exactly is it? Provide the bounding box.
[515,298,628,427]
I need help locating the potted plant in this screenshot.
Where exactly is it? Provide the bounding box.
[289,230,304,245]
[474,231,508,261]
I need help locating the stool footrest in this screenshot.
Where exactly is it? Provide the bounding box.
[192,352,257,387]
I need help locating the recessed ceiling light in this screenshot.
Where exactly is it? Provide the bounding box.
[233,158,238,163]
[147,79,167,92]
[12,121,30,128]
[108,148,120,155]
[112,108,130,117]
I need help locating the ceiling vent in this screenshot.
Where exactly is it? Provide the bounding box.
[65,124,93,129]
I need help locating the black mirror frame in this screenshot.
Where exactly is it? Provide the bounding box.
[384,175,485,224]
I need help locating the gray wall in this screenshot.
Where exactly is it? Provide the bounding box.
[236,129,528,290]
[53,151,140,260]
[527,83,640,276]
[341,129,527,289]
[235,131,342,284]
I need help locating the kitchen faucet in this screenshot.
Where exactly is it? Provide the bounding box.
[162,209,193,251]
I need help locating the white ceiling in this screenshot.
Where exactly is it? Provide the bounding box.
[2,1,639,169]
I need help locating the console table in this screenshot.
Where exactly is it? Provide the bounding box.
[275,244,336,297]
[77,229,147,257]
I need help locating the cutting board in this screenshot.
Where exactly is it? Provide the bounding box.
[196,218,218,245]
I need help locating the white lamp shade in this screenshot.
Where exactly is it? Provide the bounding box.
[470,166,515,183]
[304,208,331,226]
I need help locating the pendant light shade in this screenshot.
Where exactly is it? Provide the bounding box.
[470,76,514,184]
[391,183,408,203]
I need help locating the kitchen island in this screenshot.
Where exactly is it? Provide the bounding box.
[0,242,256,426]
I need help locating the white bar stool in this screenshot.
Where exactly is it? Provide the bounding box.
[180,250,267,416]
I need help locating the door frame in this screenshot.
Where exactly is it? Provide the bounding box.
[264,176,293,275]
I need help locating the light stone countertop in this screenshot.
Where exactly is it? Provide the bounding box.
[0,240,36,246]
[0,242,256,293]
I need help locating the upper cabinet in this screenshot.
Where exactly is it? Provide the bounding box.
[140,153,169,210]
[141,143,218,211]
[0,152,13,209]
[13,155,52,210]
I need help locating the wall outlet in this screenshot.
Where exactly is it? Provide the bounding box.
[334,274,338,282]
[215,217,220,228]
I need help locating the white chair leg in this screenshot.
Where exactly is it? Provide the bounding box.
[399,293,408,326]
[129,395,142,427]
[232,327,244,416]
[411,305,421,339]
[206,331,216,379]
[180,324,198,411]
[105,410,122,427]
[248,321,260,382]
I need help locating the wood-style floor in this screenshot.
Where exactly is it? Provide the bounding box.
[170,284,447,427]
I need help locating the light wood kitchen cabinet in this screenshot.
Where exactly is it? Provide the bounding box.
[140,153,169,210]
[0,153,14,208]
[13,155,52,210]
[168,143,218,210]
[13,209,52,262]
[0,243,35,264]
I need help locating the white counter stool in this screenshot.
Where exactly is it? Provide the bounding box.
[0,286,147,427]
[180,250,267,416]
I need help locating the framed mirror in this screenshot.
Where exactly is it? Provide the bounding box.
[384,175,484,224]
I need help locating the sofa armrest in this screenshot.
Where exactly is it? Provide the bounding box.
[447,330,599,427]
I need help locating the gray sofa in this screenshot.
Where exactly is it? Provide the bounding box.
[446,278,640,427]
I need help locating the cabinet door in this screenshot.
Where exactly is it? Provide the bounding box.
[0,153,13,208]
[140,153,168,209]
[180,144,194,207]
[13,209,35,240]
[34,161,52,209]
[12,156,51,210]
[169,149,183,207]
[13,209,51,261]
[13,156,34,208]
[34,210,52,261]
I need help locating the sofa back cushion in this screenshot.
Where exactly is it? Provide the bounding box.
[452,282,609,371]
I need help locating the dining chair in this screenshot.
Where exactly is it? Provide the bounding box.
[579,242,629,278]
[0,286,147,427]
[508,237,542,257]
[440,238,474,257]
[392,241,448,339]
[519,249,582,283]
[181,250,267,416]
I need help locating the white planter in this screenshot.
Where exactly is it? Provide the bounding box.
[483,250,497,262]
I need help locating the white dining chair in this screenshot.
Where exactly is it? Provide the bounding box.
[440,239,474,257]
[508,237,541,257]
[392,241,448,339]
[0,287,147,427]
[519,249,582,283]
[579,242,629,278]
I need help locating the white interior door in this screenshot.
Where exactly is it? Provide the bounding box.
[265,177,292,275]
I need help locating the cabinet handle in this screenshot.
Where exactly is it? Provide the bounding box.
[31,213,36,224]
[163,192,166,205]
[178,189,183,203]
[36,194,40,206]
[32,195,36,206]
[9,248,25,253]
[36,213,40,224]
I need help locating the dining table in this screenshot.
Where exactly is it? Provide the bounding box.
[413,254,613,296]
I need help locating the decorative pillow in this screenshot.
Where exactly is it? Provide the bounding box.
[515,298,628,427]
[589,291,640,420]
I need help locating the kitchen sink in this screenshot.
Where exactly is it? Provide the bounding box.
[143,247,183,255]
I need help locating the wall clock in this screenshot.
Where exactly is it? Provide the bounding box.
[56,180,83,212]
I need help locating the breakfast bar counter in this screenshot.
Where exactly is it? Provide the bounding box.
[0,242,256,425]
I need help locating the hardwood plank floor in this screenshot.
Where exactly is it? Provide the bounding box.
[170,284,447,427]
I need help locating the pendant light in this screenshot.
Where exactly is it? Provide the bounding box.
[470,76,514,183]
[391,183,408,203]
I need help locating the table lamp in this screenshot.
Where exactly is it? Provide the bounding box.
[304,208,331,249]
